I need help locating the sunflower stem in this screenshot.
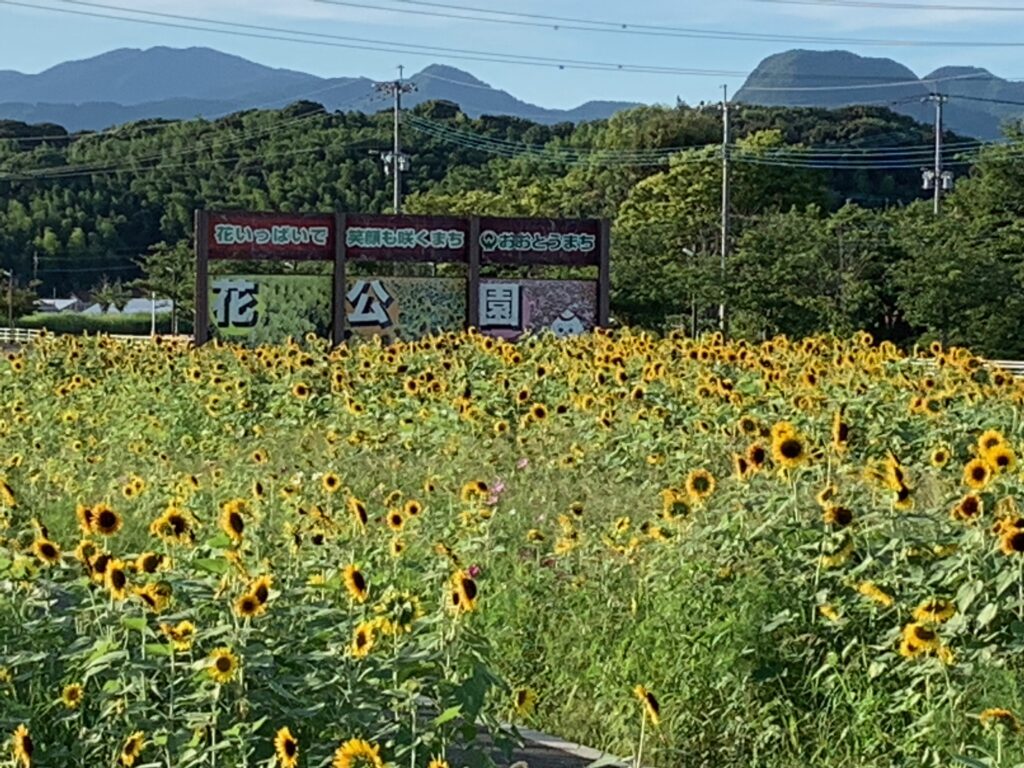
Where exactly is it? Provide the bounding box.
[635,709,646,768]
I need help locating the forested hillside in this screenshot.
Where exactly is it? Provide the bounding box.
[2,99,1023,355]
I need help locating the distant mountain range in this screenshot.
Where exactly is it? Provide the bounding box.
[736,50,1023,139]
[1,47,1021,138]
[0,47,637,130]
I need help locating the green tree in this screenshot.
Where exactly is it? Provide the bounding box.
[731,204,898,340]
[613,131,829,327]
[92,277,131,312]
[132,240,194,334]
[1,273,39,325]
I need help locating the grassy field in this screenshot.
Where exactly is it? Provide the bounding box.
[2,330,1024,768]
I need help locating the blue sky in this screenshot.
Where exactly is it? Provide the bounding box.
[2,0,1023,107]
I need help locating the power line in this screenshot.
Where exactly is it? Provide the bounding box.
[319,0,1024,47]
[408,113,987,158]
[748,0,1024,11]
[952,94,1024,107]
[740,72,989,92]
[0,137,378,181]
[0,109,330,177]
[0,1,746,77]
[0,84,380,178]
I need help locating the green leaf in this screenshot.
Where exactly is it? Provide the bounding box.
[433,705,462,726]
[952,755,991,768]
[193,558,229,575]
[206,533,233,550]
[122,617,148,632]
[976,603,998,630]
[145,643,173,657]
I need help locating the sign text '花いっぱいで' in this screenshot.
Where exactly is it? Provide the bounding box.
[343,214,468,262]
[478,218,601,265]
[207,213,335,260]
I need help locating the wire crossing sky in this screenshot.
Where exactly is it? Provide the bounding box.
[2,0,1023,107]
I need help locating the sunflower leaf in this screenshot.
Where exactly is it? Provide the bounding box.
[952,756,991,768]
[976,603,998,630]
[434,705,462,725]
[193,558,229,575]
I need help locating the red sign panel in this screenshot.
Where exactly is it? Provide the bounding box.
[344,214,469,263]
[208,212,335,261]
[478,217,602,266]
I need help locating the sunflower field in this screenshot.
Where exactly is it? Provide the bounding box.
[3,330,1024,768]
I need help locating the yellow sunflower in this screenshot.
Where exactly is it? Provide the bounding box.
[684,469,716,504]
[332,738,384,768]
[274,727,299,768]
[61,683,84,709]
[633,684,661,726]
[106,559,130,600]
[963,458,992,490]
[951,493,983,523]
[234,592,265,619]
[1001,529,1024,556]
[450,570,479,613]
[91,504,122,536]
[219,499,247,544]
[208,647,240,684]
[771,430,808,469]
[913,598,956,624]
[348,497,369,529]
[856,581,894,607]
[513,687,538,717]
[344,565,369,603]
[159,620,196,652]
[985,444,1017,475]
[930,447,951,468]
[980,708,1020,732]
[385,508,406,533]
[350,621,376,659]
[120,731,145,767]
[12,724,32,768]
[32,538,60,565]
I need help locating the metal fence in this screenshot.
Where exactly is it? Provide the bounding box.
[0,328,193,345]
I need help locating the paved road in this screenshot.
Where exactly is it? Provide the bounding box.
[451,727,628,768]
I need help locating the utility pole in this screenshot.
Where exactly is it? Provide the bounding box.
[720,85,730,333]
[922,93,952,216]
[3,269,13,331]
[375,65,416,214]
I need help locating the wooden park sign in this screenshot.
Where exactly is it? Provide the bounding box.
[194,210,610,345]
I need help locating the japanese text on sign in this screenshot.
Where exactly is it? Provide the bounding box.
[346,227,465,250]
[213,224,330,248]
[212,279,259,329]
[479,230,596,254]
[480,283,521,329]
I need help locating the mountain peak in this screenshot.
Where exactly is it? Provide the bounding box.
[736,48,1019,139]
[925,65,997,81]
[412,65,490,89]
[0,47,637,131]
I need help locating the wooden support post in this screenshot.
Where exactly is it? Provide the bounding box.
[194,210,210,346]
[333,212,348,346]
[598,218,611,328]
[467,216,481,330]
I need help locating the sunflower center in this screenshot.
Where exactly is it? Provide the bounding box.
[216,656,232,672]
[780,439,803,459]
